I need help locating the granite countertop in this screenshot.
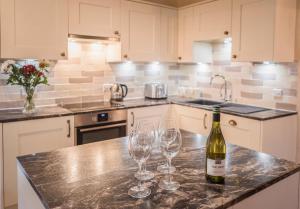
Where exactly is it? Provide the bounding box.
[0,97,296,123]
[17,131,300,209]
[0,106,73,123]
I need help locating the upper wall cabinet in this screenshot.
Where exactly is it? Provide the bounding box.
[121,0,161,62]
[160,8,178,62]
[178,6,195,63]
[194,0,232,41]
[1,0,68,60]
[232,0,297,62]
[69,0,121,37]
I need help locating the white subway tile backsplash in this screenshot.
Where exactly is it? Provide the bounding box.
[0,41,298,111]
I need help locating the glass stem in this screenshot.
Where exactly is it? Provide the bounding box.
[167,157,172,183]
[138,162,143,190]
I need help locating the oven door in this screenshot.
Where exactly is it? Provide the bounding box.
[76,122,127,145]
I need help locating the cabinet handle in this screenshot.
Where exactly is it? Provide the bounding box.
[60,52,66,57]
[131,112,135,127]
[114,31,120,35]
[203,113,208,130]
[229,120,237,127]
[67,120,71,138]
[124,54,128,59]
[224,31,229,35]
[178,56,182,61]
[232,54,237,59]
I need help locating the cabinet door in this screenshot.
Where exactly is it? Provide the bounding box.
[1,0,68,60]
[178,7,195,63]
[261,115,297,162]
[121,0,160,62]
[127,105,170,134]
[3,116,74,208]
[194,0,232,41]
[173,105,212,136]
[160,8,178,62]
[69,0,121,37]
[231,0,275,62]
[221,114,261,151]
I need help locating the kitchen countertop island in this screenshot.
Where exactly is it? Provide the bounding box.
[17,131,300,209]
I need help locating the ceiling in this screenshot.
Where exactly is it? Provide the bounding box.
[144,0,207,7]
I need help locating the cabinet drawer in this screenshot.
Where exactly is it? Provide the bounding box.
[173,105,212,136]
[221,114,261,151]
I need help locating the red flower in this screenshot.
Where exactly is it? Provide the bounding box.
[37,72,44,77]
[22,65,37,76]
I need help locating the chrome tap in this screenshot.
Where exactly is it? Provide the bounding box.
[210,74,232,102]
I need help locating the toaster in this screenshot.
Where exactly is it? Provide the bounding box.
[144,83,168,99]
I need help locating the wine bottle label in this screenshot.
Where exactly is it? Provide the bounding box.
[207,158,225,176]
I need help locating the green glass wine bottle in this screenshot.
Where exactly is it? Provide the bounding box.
[205,106,226,184]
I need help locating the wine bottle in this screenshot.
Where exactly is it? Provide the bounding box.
[205,106,226,184]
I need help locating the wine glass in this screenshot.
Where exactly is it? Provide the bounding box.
[159,129,182,191]
[128,130,152,198]
[133,120,155,181]
[157,119,178,174]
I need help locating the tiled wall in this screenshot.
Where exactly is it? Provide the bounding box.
[0,41,298,111]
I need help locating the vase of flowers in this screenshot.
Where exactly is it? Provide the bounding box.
[1,60,49,114]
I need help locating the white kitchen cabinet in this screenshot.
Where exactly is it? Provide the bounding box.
[233,173,299,209]
[127,105,170,134]
[261,115,297,163]
[172,105,297,162]
[3,116,75,208]
[231,0,296,62]
[221,114,261,151]
[69,0,121,38]
[178,6,195,63]
[173,105,212,137]
[121,0,161,62]
[160,8,178,62]
[194,0,232,41]
[1,0,68,60]
[221,113,297,162]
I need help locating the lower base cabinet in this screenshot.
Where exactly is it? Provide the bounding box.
[231,173,299,209]
[127,105,170,134]
[172,105,297,162]
[3,116,75,208]
[172,105,212,136]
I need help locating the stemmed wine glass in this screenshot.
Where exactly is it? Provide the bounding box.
[157,119,178,174]
[159,128,182,191]
[133,120,155,181]
[128,130,152,198]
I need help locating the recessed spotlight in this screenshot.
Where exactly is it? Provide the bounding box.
[224,38,232,44]
[263,61,273,65]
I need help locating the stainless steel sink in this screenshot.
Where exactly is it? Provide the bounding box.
[186,99,224,106]
[185,99,268,114]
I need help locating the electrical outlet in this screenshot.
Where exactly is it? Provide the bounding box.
[273,88,283,97]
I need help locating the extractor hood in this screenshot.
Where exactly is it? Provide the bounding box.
[68,34,120,44]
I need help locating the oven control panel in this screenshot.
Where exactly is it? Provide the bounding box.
[74,109,127,127]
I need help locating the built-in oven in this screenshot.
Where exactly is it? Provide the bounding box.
[75,110,127,145]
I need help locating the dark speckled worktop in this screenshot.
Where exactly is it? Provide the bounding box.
[0,97,296,123]
[17,131,300,209]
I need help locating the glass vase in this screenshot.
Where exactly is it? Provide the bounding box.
[23,87,36,114]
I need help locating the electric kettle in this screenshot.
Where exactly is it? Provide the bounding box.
[110,83,128,102]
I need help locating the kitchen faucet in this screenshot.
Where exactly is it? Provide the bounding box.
[210,74,232,102]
